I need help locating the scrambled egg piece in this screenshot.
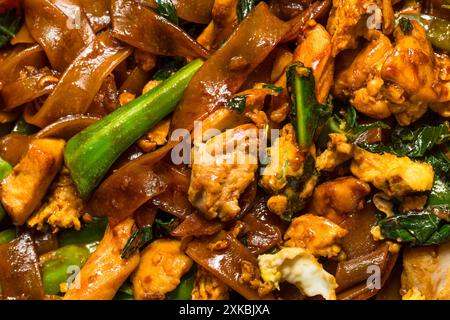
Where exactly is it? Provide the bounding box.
[284,214,348,258]
[316,133,354,172]
[132,239,193,300]
[258,247,338,300]
[191,268,229,300]
[0,138,65,226]
[351,147,434,197]
[260,124,305,193]
[188,124,259,221]
[401,242,450,300]
[28,167,84,233]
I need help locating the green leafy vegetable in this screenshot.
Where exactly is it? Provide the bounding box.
[318,107,390,149]
[226,95,247,113]
[360,123,449,157]
[236,0,260,22]
[263,83,283,94]
[155,0,179,25]
[426,151,450,208]
[399,17,413,33]
[121,226,153,259]
[287,63,331,150]
[282,155,317,222]
[0,9,21,48]
[379,209,450,245]
[12,118,40,135]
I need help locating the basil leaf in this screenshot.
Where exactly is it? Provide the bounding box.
[359,123,449,157]
[226,95,247,113]
[263,83,283,94]
[236,0,260,22]
[0,9,22,48]
[121,226,153,259]
[379,210,450,245]
[399,17,413,33]
[155,0,179,25]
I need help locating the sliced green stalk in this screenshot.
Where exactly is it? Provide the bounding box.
[0,157,12,223]
[0,228,15,244]
[64,59,204,199]
[287,63,322,150]
[41,245,91,295]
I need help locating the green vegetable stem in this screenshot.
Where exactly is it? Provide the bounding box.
[41,245,91,295]
[64,59,204,199]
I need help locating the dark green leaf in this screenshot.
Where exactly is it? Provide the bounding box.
[155,0,179,25]
[12,118,40,135]
[0,9,21,48]
[121,225,153,259]
[399,17,413,33]
[263,83,283,94]
[379,210,450,245]
[426,151,450,207]
[226,95,247,113]
[236,0,260,22]
[153,57,185,81]
[359,123,449,157]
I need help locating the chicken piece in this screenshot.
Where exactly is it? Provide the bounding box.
[336,22,450,125]
[401,242,450,300]
[327,0,394,57]
[0,138,65,225]
[258,247,338,300]
[189,124,259,221]
[334,32,394,119]
[260,124,305,193]
[27,167,84,233]
[137,118,171,153]
[382,20,442,103]
[402,287,426,300]
[309,176,371,224]
[197,0,238,51]
[284,214,348,258]
[132,239,193,300]
[294,20,334,104]
[316,133,354,172]
[350,147,434,197]
[64,218,140,300]
[191,268,229,300]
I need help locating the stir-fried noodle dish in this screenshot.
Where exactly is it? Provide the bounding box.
[0,0,449,301]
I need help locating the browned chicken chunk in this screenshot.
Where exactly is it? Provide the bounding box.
[189,124,259,221]
[64,218,140,300]
[284,213,348,258]
[132,239,193,300]
[0,138,65,225]
[309,176,371,223]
